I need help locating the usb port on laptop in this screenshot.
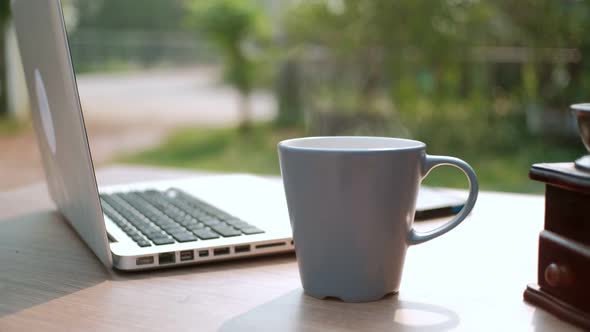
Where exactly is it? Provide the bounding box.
[136,256,154,266]
[180,250,194,261]
[234,245,250,253]
[158,252,175,265]
[213,247,230,256]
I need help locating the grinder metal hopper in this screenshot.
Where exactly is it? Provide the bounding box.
[572,103,590,172]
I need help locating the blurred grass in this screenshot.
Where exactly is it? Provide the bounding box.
[420,143,582,193]
[397,98,586,193]
[120,123,585,194]
[74,59,145,74]
[0,117,27,136]
[120,125,303,175]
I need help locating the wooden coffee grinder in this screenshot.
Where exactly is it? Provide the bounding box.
[524,103,590,329]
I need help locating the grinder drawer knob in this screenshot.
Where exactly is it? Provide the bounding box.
[544,263,573,288]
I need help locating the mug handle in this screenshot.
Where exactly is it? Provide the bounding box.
[408,155,479,245]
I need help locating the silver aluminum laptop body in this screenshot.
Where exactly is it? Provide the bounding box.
[12,0,294,270]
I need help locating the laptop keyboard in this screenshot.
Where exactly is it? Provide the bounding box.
[99,188,265,247]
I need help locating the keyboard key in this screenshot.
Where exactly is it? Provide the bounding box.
[121,225,135,233]
[187,223,206,231]
[178,219,198,227]
[211,225,241,237]
[149,233,171,240]
[168,228,189,235]
[137,240,152,247]
[224,219,251,229]
[131,234,144,241]
[201,220,223,228]
[143,227,162,235]
[192,212,209,219]
[172,233,198,242]
[241,226,265,235]
[181,215,195,221]
[152,237,175,245]
[192,229,220,240]
[164,225,187,233]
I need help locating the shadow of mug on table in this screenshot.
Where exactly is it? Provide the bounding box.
[278,137,479,302]
[219,289,460,332]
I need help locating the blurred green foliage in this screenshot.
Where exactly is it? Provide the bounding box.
[185,0,270,130]
[283,0,590,112]
[0,0,10,117]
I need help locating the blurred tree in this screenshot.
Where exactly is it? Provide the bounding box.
[186,0,268,131]
[0,0,9,118]
[275,57,303,127]
[283,0,588,114]
[495,0,576,106]
[283,0,495,114]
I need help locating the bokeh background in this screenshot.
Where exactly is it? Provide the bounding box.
[1,0,589,192]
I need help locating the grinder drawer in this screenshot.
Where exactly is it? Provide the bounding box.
[545,185,590,245]
[539,230,590,313]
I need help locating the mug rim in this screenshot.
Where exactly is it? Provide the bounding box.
[278,136,426,152]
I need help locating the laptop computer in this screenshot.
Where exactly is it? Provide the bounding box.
[11,0,465,271]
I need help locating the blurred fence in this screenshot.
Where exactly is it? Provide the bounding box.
[295,45,582,137]
[67,29,217,73]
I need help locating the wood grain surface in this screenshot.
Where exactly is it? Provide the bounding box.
[0,165,583,331]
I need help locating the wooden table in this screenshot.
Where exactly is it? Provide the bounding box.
[0,166,583,331]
